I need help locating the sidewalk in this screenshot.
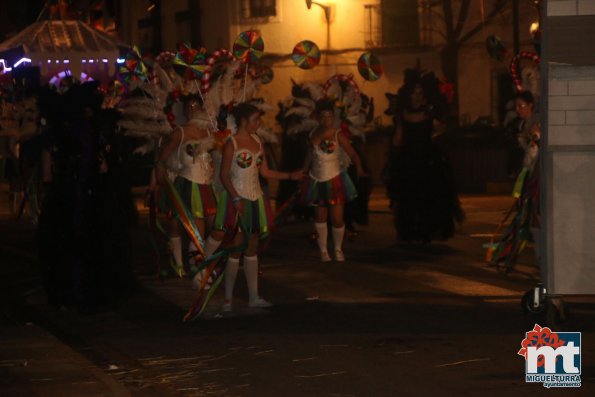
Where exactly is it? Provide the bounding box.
[0,183,132,396]
[0,320,131,397]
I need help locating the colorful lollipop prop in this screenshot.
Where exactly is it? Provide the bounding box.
[173,42,209,80]
[291,40,321,70]
[510,51,541,92]
[172,42,217,127]
[233,31,264,64]
[118,46,149,84]
[233,31,265,101]
[357,52,383,81]
[109,80,125,97]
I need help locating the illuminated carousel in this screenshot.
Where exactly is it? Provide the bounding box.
[0,18,124,86]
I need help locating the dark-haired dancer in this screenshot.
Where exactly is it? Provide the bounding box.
[204,103,302,311]
[303,100,365,262]
[387,70,463,243]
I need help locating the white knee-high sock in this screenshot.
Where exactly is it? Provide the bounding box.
[204,235,222,259]
[332,225,345,252]
[169,237,183,268]
[314,222,328,254]
[244,255,259,302]
[224,257,240,302]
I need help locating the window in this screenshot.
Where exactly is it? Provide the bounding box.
[242,0,276,19]
[380,0,420,47]
[364,4,382,48]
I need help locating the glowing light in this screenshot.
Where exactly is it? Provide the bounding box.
[0,59,12,73]
[13,57,32,67]
[82,59,87,63]
[64,59,70,64]
[530,22,539,34]
[102,58,109,63]
[116,58,125,64]
[48,70,93,87]
[89,59,94,63]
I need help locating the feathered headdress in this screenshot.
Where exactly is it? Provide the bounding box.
[116,82,172,154]
[277,79,373,141]
[385,68,447,120]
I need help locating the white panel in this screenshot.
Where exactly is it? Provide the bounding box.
[578,0,595,15]
[549,95,595,110]
[549,125,595,145]
[548,0,578,16]
[549,110,566,125]
[568,80,595,95]
[549,80,568,96]
[566,110,595,124]
[552,152,595,294]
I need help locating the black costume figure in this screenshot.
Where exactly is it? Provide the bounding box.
[37,83,136,311]
[386,70,463,243]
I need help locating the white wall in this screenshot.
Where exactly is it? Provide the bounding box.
[547,65,595,294]
[545,1,595,294]
[548,0,595,15]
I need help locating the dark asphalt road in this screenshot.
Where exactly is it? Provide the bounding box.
[1,190,594,396]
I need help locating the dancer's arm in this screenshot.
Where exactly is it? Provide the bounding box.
[260,156,302,180]
[337,133,366,177]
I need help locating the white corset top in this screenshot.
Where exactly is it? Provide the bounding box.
[177,128,215,184]
[230,134,263,201]
[309,130,341,182]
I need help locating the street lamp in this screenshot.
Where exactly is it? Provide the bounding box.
[305,0,331,52]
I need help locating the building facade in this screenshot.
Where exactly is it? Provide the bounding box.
[117,0,539,127]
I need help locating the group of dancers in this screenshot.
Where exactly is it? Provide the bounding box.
[150,95,365,311]
[11,62,473,314]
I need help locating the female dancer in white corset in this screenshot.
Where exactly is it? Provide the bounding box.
[202,103,301,311]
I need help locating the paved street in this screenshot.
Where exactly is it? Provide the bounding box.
[1,187,594,396]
